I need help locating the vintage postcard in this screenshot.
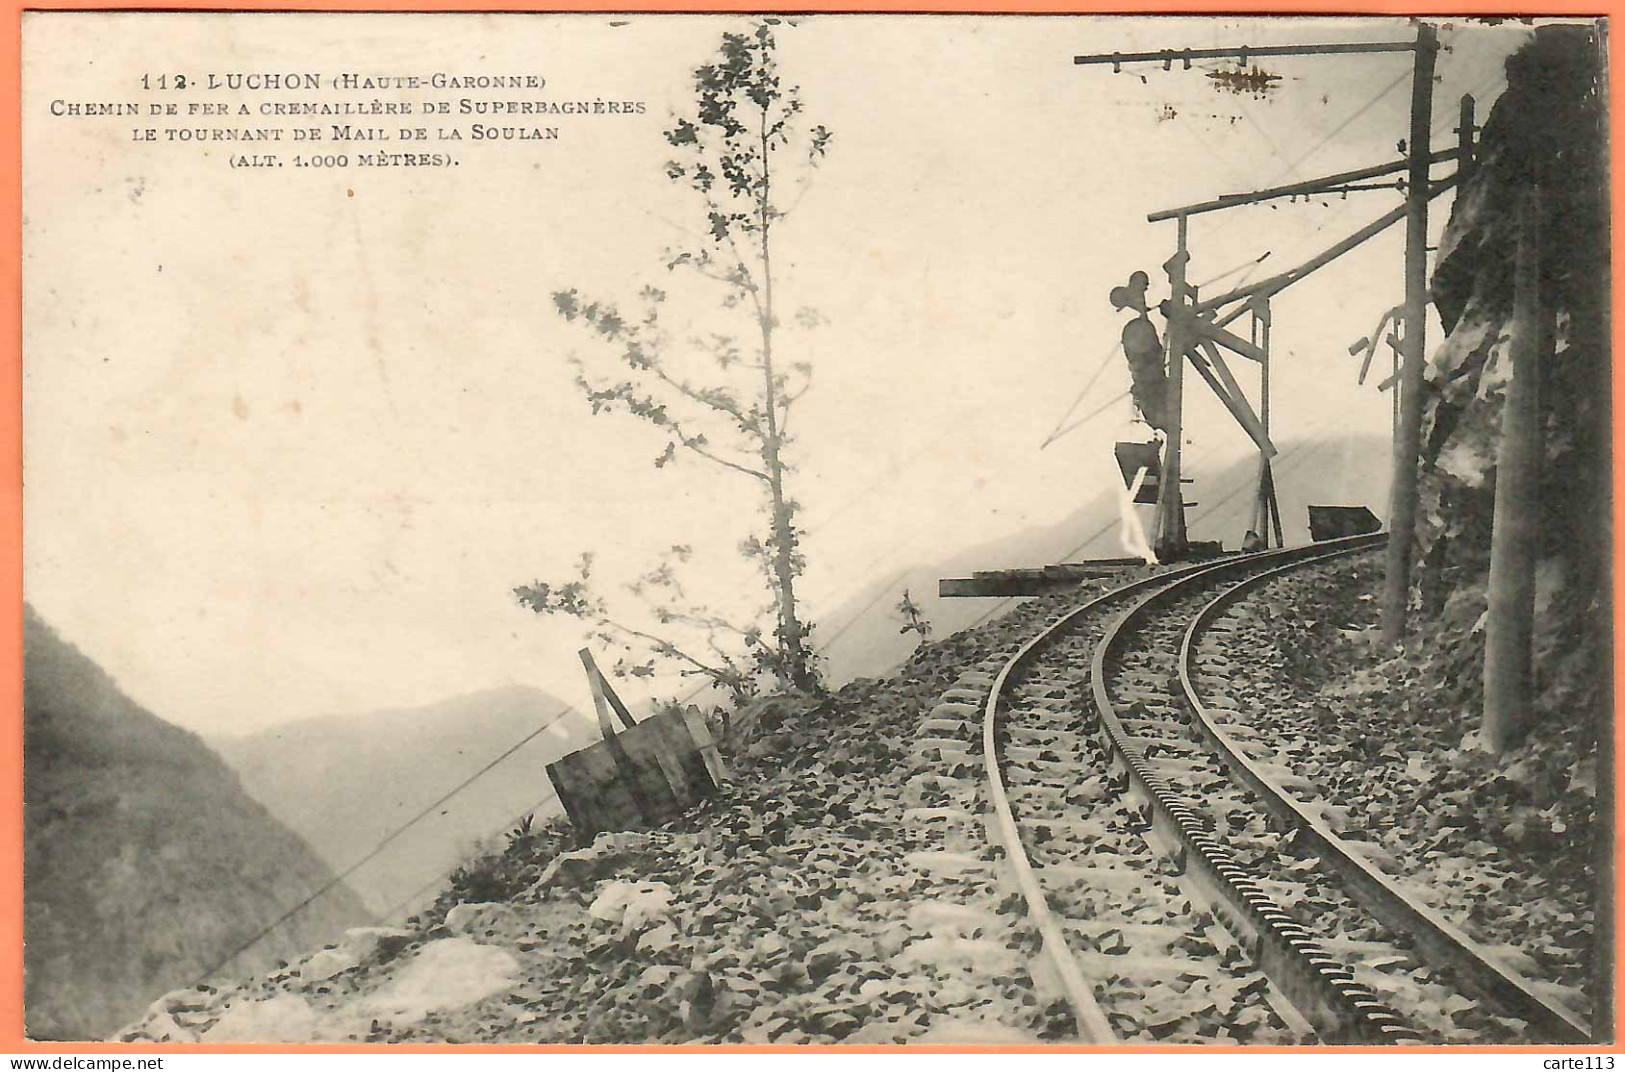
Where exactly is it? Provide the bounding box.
[18,10,1613,1049]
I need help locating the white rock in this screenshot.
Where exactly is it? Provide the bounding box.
[301,946,361,982]
[752,932,788,961]
[596,830,656,854]
[341,926,415,963]
[588,881,673,935]
[907,901,1001,940]
[895,936,1021,974]
[153,986,214,1013]
[443,902,518,938]
[534,831,658,890]
[637,922,680,955]
[203,994,324,1044]
[133,1009,198,1044]
[359,938,519,1026]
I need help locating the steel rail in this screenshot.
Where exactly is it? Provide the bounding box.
[1178,550,1593,1043]
[1083,532,1415,1044]
[981,536,1400,1043]
[981,554,1232,1043]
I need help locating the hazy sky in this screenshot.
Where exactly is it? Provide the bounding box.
[23,13,1538,735]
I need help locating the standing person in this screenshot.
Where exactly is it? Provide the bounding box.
[1110,270,1170,434]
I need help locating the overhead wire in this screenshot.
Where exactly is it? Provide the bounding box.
[191,710,574,983]
[835,37,1515,683]
[1038,340,1125,448]
[377,555,925,925]
[1231,65,1505,299]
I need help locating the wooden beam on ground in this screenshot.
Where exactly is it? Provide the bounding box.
[579,647,638,735]
[576,647,655,823]
[940,560,1143,598]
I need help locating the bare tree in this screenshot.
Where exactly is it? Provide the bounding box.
[525,21,831,696]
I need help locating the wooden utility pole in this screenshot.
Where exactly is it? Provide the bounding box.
[1156,214,1190,559]
[1457,95,1477,185]
[1251,299,1282,547]
[1483,190,1544,752]
[1080,32,1447,559]
[1381,22,1439,644]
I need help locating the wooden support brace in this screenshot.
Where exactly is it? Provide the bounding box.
[1201,174,1458,329]
[1178,310,1267,364]
[680,705,731,787]
[1264,459,1284,547]
[1186,339,1279,458]
[1186,343,1237,410]
[1354,306,1403,384]
[1147,148,1456,222]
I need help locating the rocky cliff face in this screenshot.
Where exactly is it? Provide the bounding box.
[1413,24,1609,717]
[23,604,374,1040]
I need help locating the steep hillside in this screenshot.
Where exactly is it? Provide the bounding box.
[22,604,373,1041]
[113,576,1173,1046]
[212,686,598,918]
[821,431,1391,684]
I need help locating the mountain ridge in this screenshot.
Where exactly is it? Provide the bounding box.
[818,430,1393,686]
[211,684,599,918]
[23,603,374,1041]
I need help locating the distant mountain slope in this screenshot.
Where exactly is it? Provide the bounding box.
[820,432,1391,684]
[212,686,598,919]
[23,604,373,1041]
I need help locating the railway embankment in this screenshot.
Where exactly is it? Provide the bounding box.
[115,570,1163,1045]
[115,535,1598,1045]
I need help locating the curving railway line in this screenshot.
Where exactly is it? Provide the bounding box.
[916,534,1592,1046]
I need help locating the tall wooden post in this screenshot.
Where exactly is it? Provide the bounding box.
[1457,94,1477,185]
[1381,22,1438,644]
[1595,618,1616,1041]
[1249,299,1282,547]
[1483,189,1544,752]
[1391,338,1401,442]
[1156,213,1190,560]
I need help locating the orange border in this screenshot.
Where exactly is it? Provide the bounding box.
[3,0,1621,1057]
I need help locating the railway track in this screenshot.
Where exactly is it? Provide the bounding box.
[916,533,1592,1045]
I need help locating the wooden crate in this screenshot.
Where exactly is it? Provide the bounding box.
[546,651,728,837]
